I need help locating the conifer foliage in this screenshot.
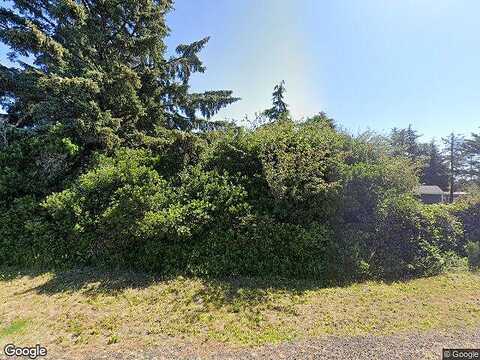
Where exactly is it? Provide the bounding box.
[263,80,289,120]
[0,0,239,148]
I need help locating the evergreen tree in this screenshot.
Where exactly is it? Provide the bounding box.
[389,126,453,190]
[442,133,466,202]
[420,141,448,189]
[464,153,480,183]
[389,125,421,160]
[465,132,480,154]
[305,111,336,129]
[464,132,480,184]
[263,80,289,120]
[0,1,239,149]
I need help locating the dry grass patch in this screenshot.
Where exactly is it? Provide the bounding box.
[0,268,479,354]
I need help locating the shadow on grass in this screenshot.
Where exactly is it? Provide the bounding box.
[0,266,345,307]
[2,265,451,309]
[1,267,161,296]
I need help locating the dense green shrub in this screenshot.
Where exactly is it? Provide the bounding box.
[199,128,267,208]
[0,124,84,267]
[41,148,169,265]
[0,0,472,282]
[0,196,44,266]
[0,118,470,282]
[201,119,348,225]
[335,156,420,280]
[371,196,462,279]
[39,149,252,269]
[337,138,468,280]
[465,241,480,270]
[31,145,339,279]
[338,157,418,228]
[452,191,480,250]
[0,124,82,207]
[253,120,347,224]
[170,219,337,281]
[135,128,208,178]
[335,152,463,280]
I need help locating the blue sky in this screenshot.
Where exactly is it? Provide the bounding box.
[165,0,480,140]
[1,0,479,140]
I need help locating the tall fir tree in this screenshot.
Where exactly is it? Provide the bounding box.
[0,0,239,149]
[263,80,289,120]
[389,125,421,160]
[464,131,480,184]
[442,133,466,202]
[420,141,449,189]
[465,132,480,154]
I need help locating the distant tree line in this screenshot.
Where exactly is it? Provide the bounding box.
[386,125,480,197]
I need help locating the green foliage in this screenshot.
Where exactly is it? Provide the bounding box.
[372,197,462,279]
[24,144,338,280]
[451,190,480,248]
[200,119,348,225]
[199,128,269,214]
[0,1,238,149]
[0,196,42,266]
[304,112,336,129]
[0,124,81,207]
[181,220,336,281]
[0,0,473,283]
[389,125,422,160]
[42,149,167,264]
[388,126,451,192]
[262,80,289,120]
[0,116,470,281]
[339,194,463,281]
[251,119,347,224]
[336,149,462,280]
[464,133,480,184]
[37,149,252,270]
[148,128,208,178]
[421,141,449,190]
[443,133,466,201]
[465,241,480,270]
[336,156,419,277]
[340,156,418,223]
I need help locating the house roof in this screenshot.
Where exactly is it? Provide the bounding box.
[417,185,444,195]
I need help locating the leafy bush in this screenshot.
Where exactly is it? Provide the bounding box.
[253,120,346,224]
[0,124,81,207]
[0,196,44,266]
[200,128,267,207]
[465,241,480,270]
[360,196,462,279]
[0,0,472,283]
[201,119,348,225]
[334,145,465,280]
[0,118,469,282]
[452,191,480,250]
[4,144,340,279]
[173,219,337,281]
[41,148,168,265]
[335,156,421,280]
[135,127,208,178]
[39,148,252,270]
[338,157,418,229]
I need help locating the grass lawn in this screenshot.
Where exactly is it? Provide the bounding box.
[1,268,479,354]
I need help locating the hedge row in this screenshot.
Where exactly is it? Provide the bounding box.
[0,120,476,282]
